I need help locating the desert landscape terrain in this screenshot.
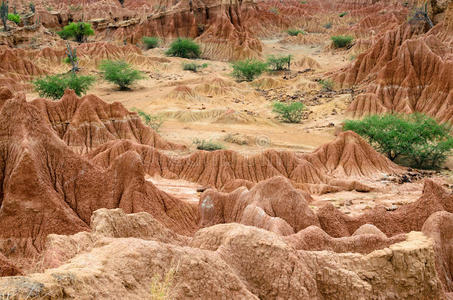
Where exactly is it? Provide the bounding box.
[0,0,452,298]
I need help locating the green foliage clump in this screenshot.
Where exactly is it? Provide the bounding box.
[272,102,305,123]
[323,22,332,29]
[29,2,35,13]
[267,55,292,71]
[32,74,95,100]
[344,113,453,169]
[319,79,334,91]
[165,38,201,58]
[339,12,348,17]
[133,108,164,132]
[150,267,177,300]
[57,22,94,43]
[269,7,279,15]
[231,59,268,82]
[7,13,20,24]
[331,35,354,48]
[99,60,145,90]
[287,28,305,36]
[182,62,208,72]
[193,139,225,151]
[142,36,159,49]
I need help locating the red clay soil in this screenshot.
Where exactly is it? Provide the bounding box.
[0,90,197,271]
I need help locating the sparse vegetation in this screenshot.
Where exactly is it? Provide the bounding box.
[182,62,208,72]
[331,35,354,48]
[287,28,305,36]
[231,59,268,82]
[344,113,453,169]
[64,42,79,73]
[165,38,201,59]
[339,12,348,17]
[193,139,225,151]
[29,2,35,13]
[319,79,334,91]
[323,22,332,29]
[142,36,159,49]
[150,267,177,300]
[33,74,95,100]
[133,108,164,132]
[272,101,305,123]
[269,7,279,15]
[7,13,20,24]
[408,1,434,28]
[118,0,124,7]
[99,60,145,90]
[57,22,94,43]
[267,55,292,71]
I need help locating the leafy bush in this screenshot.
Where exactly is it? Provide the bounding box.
[33,74,95,100]
[272,102,305,123]
[344,113,453,169]
[99,60,145,90]
[182,62,208,72]
[319,79,334,91]
[57,22,94,43]
[287,29,305,36]
[142,36,159,49]
[133,108,164,132]
[331,35,354,48]
[323,22,332,29]
[339,12,348,17]
[150,267,177,300]
[165,38,201,58]
[7,13,20,24]
[269,7,279,14]
[193,139,225,151]
[231,59,268,82]
[267,55,292,71]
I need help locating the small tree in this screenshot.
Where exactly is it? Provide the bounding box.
[182,62,208,72]
[64,42,79,73]
[231,59,268,82]
[165,38,201,58]
[7,13,19,24]
[272,102,305,123]
[99,60,145,90]
[33,74,95,100]
[344,113,453,169]
[331,35,354,48]
[409,2,433,28]
[319,79,334,91]
[142,36,159,49]
[29,2,35,13]
[1,1,8,31]
[267,55,292,71]
[57,22,94,43]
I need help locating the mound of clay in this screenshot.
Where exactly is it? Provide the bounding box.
[87,131,404,194]
[165,85,201,102]
[0,91,196,272]
[0,210,443,299]
[318,179,453,238]
[199,177,319,235]
[31,89,184,153]
[294,56,321,69]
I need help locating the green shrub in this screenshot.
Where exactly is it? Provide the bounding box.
[272,102,305,123]
[269,7,279,15]
[287,29,305,36]
[323,22,332,29]
[7,13,20,24]
[344,113,453,169]
[182,62,208,72]
[231,59,268,82]
[150,267,177,300]
[267,55,292,71]
[331,35,354,48]
[33,74,95,100]
[57,22,94,43]
[142,36,159,49]
[99,60,145,90]
[339,12,348,17]
[165,38,201,58]
[133,108,164,132]
[193,139,225,151]
[319,79,334,91]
